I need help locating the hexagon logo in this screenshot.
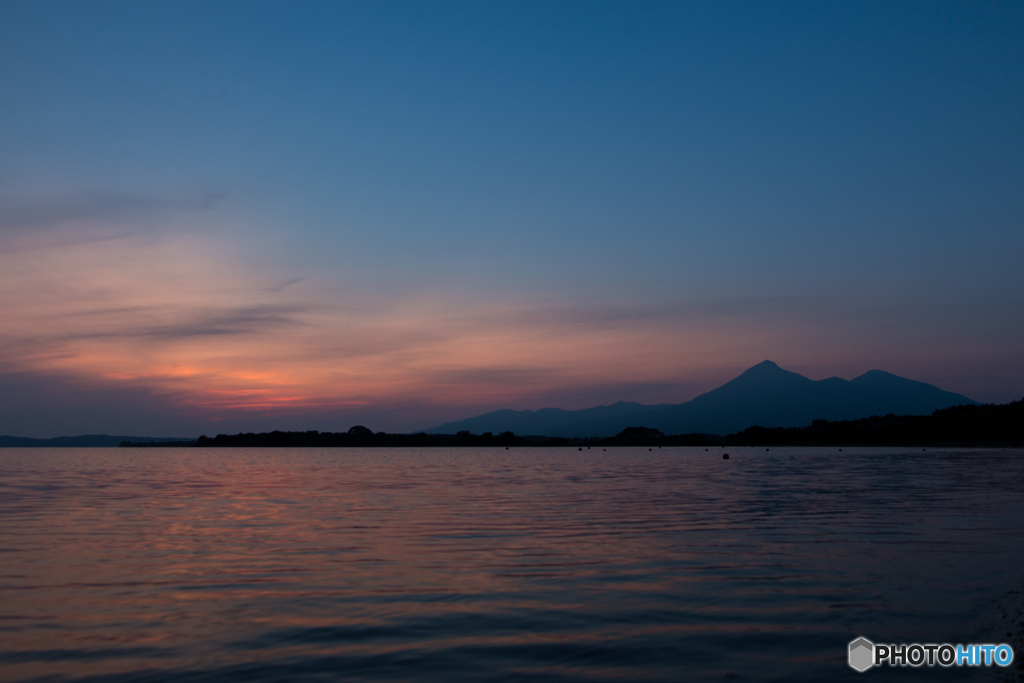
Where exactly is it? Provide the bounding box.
[849,637,874,672]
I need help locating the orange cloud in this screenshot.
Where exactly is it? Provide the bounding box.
[0,217,884,430]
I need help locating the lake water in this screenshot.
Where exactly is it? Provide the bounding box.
[1,447,1022,682]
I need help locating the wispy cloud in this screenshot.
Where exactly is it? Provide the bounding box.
[0,221,782,432]
[55,304,308,341]
[0,189,227,232]
[5,197,1006,437]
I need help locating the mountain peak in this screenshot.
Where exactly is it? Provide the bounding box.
[711,360,813,395]
[851,369,930,387]
[734,360,791,378]
[424,361,979,437]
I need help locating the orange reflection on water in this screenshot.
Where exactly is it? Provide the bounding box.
[3,447,1024,680]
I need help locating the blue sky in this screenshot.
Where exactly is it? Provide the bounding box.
[1,1,1022,437]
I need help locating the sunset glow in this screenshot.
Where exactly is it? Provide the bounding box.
[1,2,1022,437]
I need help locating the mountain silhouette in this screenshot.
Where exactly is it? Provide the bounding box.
[424,361,979,437]
[422,401,666,437]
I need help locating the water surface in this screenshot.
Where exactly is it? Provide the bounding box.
[1,447,1022,681]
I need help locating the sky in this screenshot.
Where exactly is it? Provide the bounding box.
[1,0,1022,438]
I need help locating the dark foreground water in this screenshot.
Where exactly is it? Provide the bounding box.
[1,447,1023,682]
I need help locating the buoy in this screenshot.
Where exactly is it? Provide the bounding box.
[505,446,509,450]
[723,453,730,459]
[766,448,769,451]
[578,447,582,451]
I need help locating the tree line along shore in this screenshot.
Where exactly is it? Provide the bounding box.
[120,399,1023,448]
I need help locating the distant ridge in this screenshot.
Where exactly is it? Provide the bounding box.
[0,435,195,447]
[128,399,1024,447]
[422,401,667,438]
[424,361,980,437]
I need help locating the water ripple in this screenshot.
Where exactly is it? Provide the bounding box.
[1,447,1022,681]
